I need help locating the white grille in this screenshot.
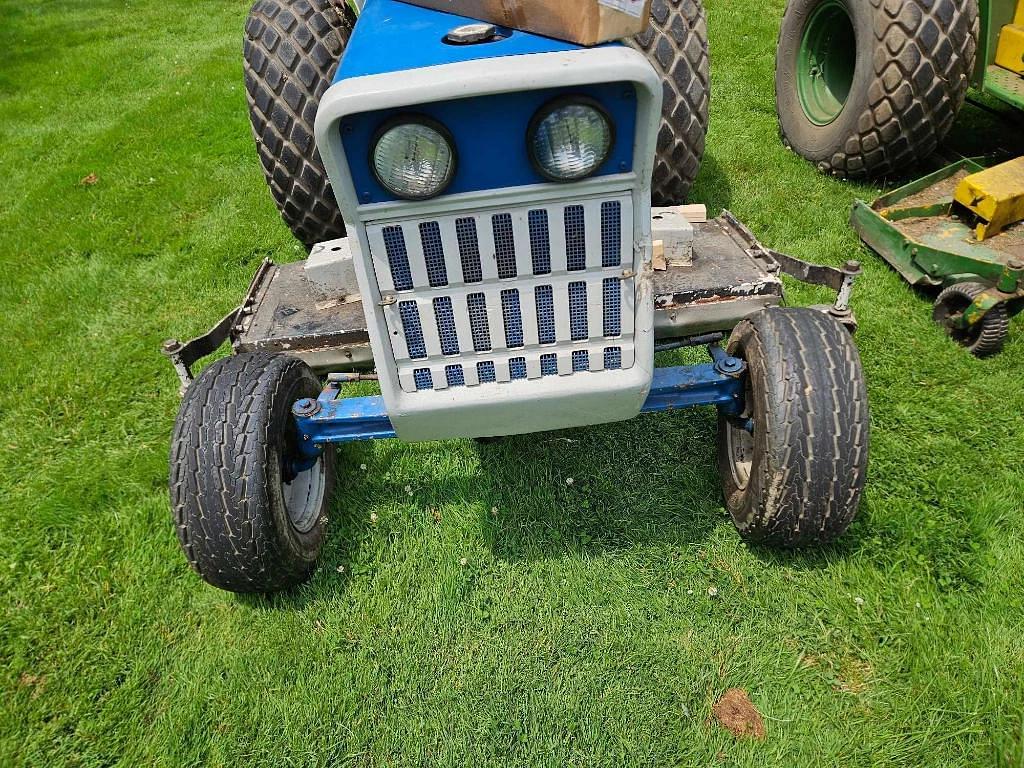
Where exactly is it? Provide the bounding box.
[365,194,636,393]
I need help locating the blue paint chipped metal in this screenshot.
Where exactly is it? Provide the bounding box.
[293,356,747,454]
[336,0,588,82]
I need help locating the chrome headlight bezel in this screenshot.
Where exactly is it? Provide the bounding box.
[527,96,616,183]
[370,114,458,200]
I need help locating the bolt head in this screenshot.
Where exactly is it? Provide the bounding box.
[293,398,321,417]
[445,22,496,44]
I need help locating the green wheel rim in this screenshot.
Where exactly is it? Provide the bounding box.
[797,1,856,126]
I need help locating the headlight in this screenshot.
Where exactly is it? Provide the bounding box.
[528,97,614,182]
[371,116,456,200]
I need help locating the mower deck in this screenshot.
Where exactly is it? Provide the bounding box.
[851,158,1024,287]
[234,213,795,371]
[163,211,859,385]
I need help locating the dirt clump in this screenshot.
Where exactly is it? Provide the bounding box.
[712,688,765,740]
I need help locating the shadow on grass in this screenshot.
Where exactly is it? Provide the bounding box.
[470,409,728,562]
[688,152,732,214]
[239,398,878,609]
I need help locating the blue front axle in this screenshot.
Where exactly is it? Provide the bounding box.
[291,345,746,467]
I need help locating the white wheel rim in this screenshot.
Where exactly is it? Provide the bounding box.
[283,458,326,534]
[726,421,754,491]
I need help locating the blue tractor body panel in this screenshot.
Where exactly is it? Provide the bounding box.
[335,0,591,81]
[338,83,637,203]
[334,0,634,202]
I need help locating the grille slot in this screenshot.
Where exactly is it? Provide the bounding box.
[535,285,556,345]
[455,217,483,283]
[564,205,586,271]
[540,353,558,376]
[399,301,427,360]
[420,221,448,287]
[572,349,590,372]
[383,226,413,291]
[568,281,588,341]
[413,368,433,390]
[368,194,637,392]
[528,209,551,275]
[477,360,497,383]
[445,364,465,387]
[603,278,622,337]
[433,296,460,356]
[492,213,517,279]
[604,347,622,370]
[510,357,527,380]
[501,289,524,348]
[466,292,491,352]
[601,201,622,267]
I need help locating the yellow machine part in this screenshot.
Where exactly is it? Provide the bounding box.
[995,0,1024,74]
[954,157,1024,240]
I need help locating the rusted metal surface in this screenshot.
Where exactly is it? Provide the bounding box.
[164,213,860,381]
[161,259,275,390]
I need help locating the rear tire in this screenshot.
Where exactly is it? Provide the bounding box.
[632,0,710,204]
[774,0,978,178]
[169,352,335,593]
[717,308,869,546]
[243,0,353,247]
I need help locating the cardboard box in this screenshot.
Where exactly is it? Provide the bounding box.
[397,0,652,46]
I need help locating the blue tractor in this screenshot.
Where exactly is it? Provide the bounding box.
[163,0,870,592]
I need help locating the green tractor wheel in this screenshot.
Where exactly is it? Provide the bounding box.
[932,281,1010,358]
[775,0,979,178]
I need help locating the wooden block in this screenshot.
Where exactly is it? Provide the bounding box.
[678,204,707,223]
[652,239,667,271]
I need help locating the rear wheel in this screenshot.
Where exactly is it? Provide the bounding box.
[243,0,353,247]
[717,308,869,546]
[774,0,978,177]
[932,281,1009,358]
[632,0,710,204]
[169,352,335,593]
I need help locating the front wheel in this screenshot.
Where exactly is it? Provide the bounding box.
[717,308,870,546]
[169,352,335,592]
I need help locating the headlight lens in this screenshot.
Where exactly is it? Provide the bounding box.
[371,118,456,200]
[529,99,614,182]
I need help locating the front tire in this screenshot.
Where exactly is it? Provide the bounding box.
[169,352,335,593]
[774,0,978,177]
[717,308,869,546]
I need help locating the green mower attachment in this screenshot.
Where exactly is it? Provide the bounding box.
[851,157,1024,357]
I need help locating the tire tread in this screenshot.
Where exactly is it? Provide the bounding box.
[631,0,710,204]
[719,308,869,546]
[243,0,352,247]
[169,352,329,592]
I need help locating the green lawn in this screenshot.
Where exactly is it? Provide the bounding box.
[2,1,1024,765]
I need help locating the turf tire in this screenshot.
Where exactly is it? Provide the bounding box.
[632,0,710,204]
[932,281,1009,358]
[169,352,335,593]
[716,308,869,546]
[775,0,978,178]
[243,0,353,248]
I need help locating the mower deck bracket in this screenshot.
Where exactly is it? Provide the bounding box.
[160,259,274,392]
